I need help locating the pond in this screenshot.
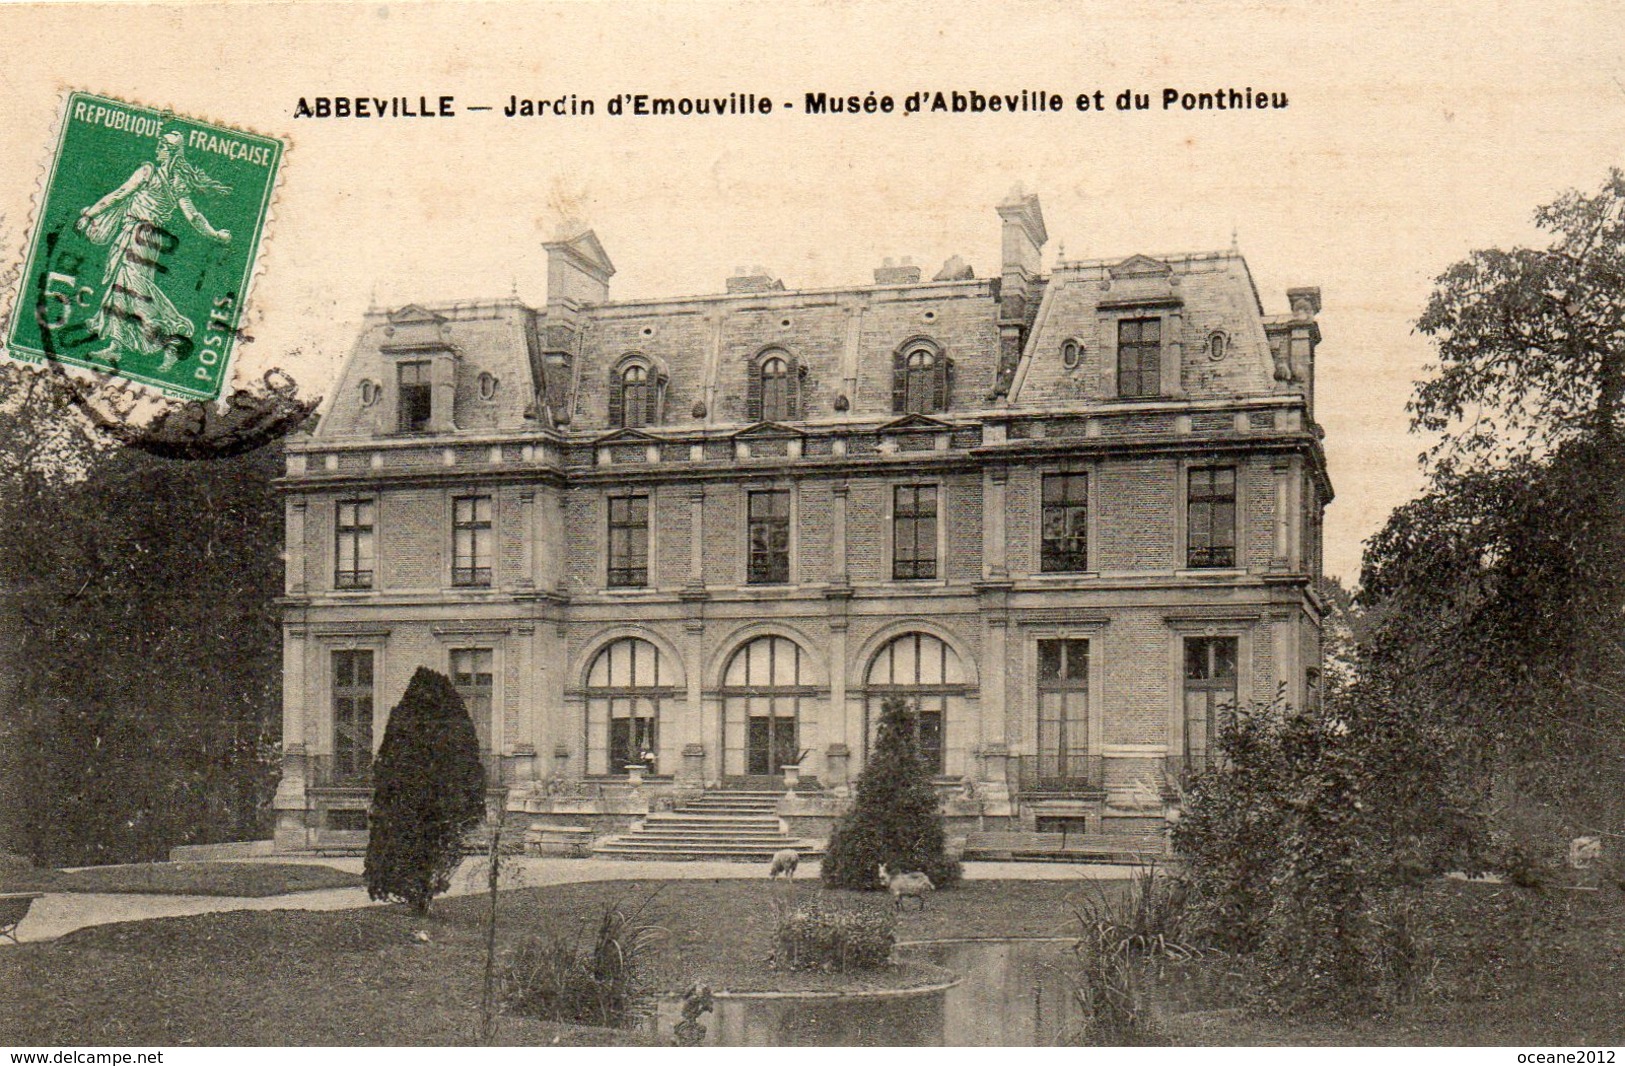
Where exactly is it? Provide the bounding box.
[652,938,1084,1046]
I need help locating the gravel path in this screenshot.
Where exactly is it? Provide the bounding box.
[8,857,1129,943]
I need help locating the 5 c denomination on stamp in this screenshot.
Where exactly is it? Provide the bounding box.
[7,92,284,401]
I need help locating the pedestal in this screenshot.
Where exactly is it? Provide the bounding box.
[825,744,851,796]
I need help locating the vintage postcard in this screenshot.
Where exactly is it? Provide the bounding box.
[0,0,1621,1055]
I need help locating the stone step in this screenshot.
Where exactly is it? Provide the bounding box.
[637,819,783,828]
[677,800,783,811]
[591,843,823,862]
[630,828,789,838]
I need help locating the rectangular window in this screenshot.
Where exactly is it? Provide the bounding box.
[1184,637,1238,771]
[1036,639,1090,785]
[332,650,374,781]
[451,648,495,753]
[398,361,432,433]
[1040,472,1088,572]
[747,489,790,584]
[606,495,650,588]
[1187,466,1237,568]
[1116,317,1161,398]
[334,499,375,589]
[892,485,938,580]
[452,495,493,587]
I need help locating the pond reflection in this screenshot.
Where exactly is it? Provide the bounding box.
[916,938,1082,1046]
[652,938,1080,1046]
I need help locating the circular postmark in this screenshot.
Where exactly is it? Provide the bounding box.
[30,220,319,460]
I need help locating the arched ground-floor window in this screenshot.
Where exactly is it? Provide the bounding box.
[585,637,673,775]
[721,635,819,779]
[863,632,967,776]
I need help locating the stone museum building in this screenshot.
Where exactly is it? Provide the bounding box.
[272,191,1332,856]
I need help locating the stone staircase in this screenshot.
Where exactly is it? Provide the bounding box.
[590,790,824,862]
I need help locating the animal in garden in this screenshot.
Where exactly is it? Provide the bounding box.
[879,863,934,911]
[768,848,800,880]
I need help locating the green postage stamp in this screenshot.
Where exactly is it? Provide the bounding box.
[7,92,284,401]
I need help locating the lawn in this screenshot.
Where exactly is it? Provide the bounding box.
[0,861,364,897]
[2,875,1621,1045]
[0,876,1101,1045]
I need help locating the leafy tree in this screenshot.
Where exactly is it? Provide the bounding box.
[365,667,486,914]
[1,430,285,865]
[1360,170,1625,860]
[821,695,961,890]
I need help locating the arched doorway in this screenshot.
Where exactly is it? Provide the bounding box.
[585,637,672,775]
[721,635,816,783]
[864,632,966,776]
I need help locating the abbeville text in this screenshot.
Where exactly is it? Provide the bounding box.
[293,96,456,118]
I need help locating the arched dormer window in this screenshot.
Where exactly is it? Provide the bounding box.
[609,356,666,429]
[747,348,803,422]
[892,340,952,414]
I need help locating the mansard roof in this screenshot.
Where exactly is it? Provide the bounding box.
[312,209,1313,443]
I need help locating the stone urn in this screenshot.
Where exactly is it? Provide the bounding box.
[782,763,802,789]
[625,764,646,786]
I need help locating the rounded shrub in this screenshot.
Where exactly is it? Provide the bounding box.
[821,695,962,890]
[364,666,486,914]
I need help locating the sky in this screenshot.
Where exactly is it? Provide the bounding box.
[0,0,1622,582]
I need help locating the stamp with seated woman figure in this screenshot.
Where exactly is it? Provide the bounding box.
[7,92,284,403]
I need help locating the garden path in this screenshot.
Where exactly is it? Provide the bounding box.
[7,858,1128,944]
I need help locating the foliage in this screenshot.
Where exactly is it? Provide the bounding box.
[820,695,962,890]
[1412,168,1625,469]
[364,667,486,914]
[502,898,663,1028]
[771,899,895,972]
[1168,697,1293,953]
[1368,887,1435,1007]
[1062,869,1191,1045]
[1248,703,1371,1014]
[0,431,285,865]
[1084,863,1198,962]
[1362,170,1625,859]
[1172,694,1396,1014]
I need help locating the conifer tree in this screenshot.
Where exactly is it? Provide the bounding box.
[365,667,486,914]
[821,695,962,890]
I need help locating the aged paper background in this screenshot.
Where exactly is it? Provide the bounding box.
[1,0,1622,581]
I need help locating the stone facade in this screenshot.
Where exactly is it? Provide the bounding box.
[273,192,1331,852]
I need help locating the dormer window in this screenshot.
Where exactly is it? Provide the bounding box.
[398,361,432,433]
[893,340,951,414]
[1116,318,1161,399]
[748,349,803,421]
[609,356,666,429]
[761,356,789,420]
[623,365,650,427]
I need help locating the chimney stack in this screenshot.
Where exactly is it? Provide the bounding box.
[726,267,785,293]
[992,188,1047,397]
[874,255,922,285]
[543,229,615,309]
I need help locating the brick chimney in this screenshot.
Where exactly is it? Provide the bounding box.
[726,265,785,294]
[543,227,615,308]
[537,228,615,423]
[993,187,1047,396]
[874,256,922,285]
